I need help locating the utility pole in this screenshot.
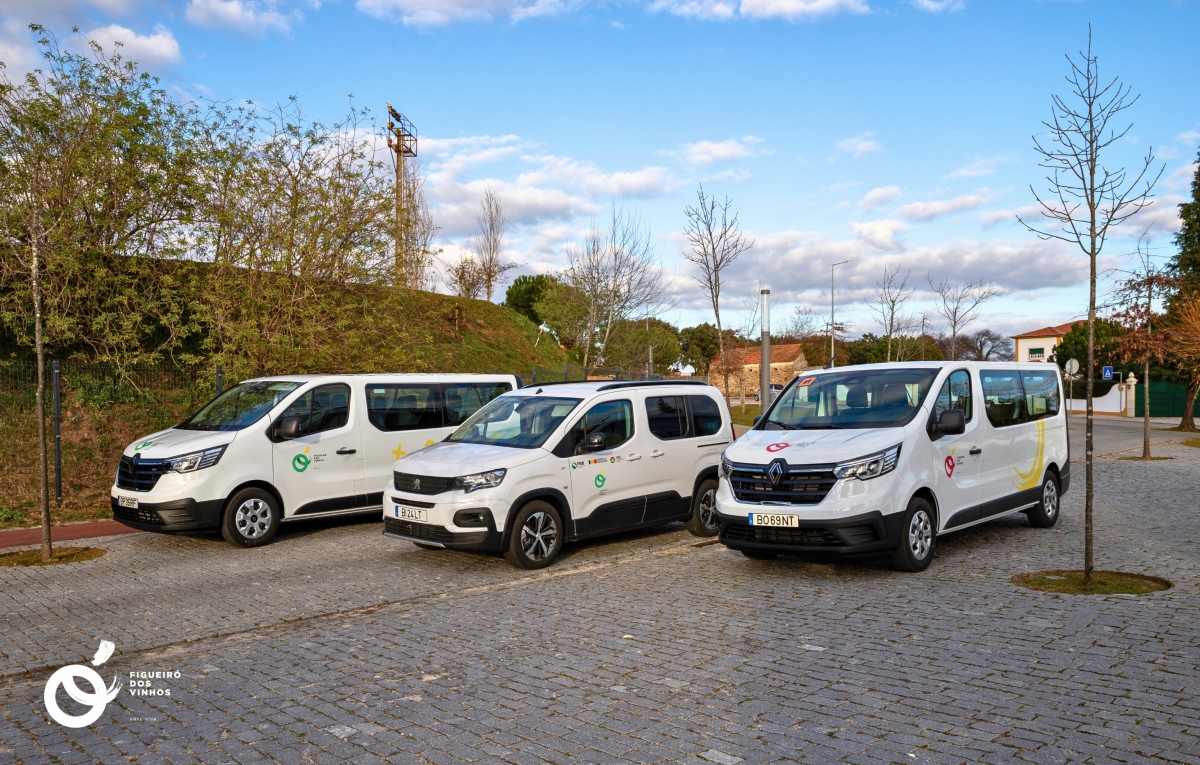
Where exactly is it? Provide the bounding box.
[830,260,850,368]
[760,289,771,408]
[386,103,417,287]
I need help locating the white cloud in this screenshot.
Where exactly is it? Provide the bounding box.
[1165,162,1197,191]
[675,136,765,166]
[739,0,868,20]
[186,0,299,34]
[1177,129,1200,144]
[836,132,881,159]
[980,204,1040,227]
[944,156,1007,179]
[912,0,962,10]
[78,24,182,68]
[355,0,580,25]
[650,0,736,18]
[851,219,908,251]
[898,190,990,221]
[859,185,900,210]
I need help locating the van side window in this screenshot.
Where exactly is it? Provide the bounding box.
[443,382,511,426]
[688,395,723,436]
[559,400,634,454]
[366,384,442,432]
[980,371,1027,428]
[1020,370,1060,420]
[646,396,687,440]
[931,370,973,424]
[282,384,351,436]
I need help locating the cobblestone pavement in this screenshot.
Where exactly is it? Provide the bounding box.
[1,429,1197,764]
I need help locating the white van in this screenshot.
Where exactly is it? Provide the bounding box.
[110,374,519,547]
[715,362,1068,571]
[381,380,734,568]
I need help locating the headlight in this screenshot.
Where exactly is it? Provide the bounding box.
[833,444,901,481]
[453,469,507,493]
[720,455,733,479]
[166,445,227,473]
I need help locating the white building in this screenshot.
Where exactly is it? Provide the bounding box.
[1011,322,1076,363]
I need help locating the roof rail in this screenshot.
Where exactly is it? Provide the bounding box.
[519,379,711,392]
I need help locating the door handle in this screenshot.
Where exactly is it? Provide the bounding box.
[627,453,642,461]
[650,450,665,458]
[336,447,357,455]
[969,447,982,455]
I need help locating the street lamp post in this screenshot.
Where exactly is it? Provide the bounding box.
[830,260,850,368]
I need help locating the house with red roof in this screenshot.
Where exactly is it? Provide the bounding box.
[1011,322,1078,363]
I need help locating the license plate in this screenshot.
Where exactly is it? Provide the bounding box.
[118,496,138,509]
[394,505,427,522]
[750,513,798,527]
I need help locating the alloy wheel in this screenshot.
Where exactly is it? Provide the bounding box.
[235,498,273,539]
[520,511,557,561]
[1043,479,1059,520]
[698,488,718,532]
[908,509,933,560]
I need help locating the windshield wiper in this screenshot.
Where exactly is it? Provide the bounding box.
[764,421,799,430]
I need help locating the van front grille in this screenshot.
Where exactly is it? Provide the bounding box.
[721,524,842,546]
[729,464,837,505]
[384,517,457,542]
[113,504,165,526]
[393,472,453,495]
[116,456,171,492]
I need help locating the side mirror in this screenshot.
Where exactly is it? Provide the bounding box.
[933,409,965,437]
[752,416,762,426]
[277,417,303,440]
[576,431,607,454]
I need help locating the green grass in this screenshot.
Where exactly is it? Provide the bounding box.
[1182,438,1200,449]
[727,405,763,428]
[0,547,107,567]
[1012,570,1171,595]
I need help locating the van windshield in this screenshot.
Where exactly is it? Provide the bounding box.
[177,381,301,432]
[447,395,581,449]
[762,368,938,430]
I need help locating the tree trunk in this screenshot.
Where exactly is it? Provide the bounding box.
[1084,207,1096,587]
[739,372,745,415]
[715,307,730,410]
[32,236,52,563]
[1181,377,1198,432]
[1142,358,1150,458]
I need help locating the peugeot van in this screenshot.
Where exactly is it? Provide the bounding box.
[381,380,733,568]
[111,374,519,547]
[715,362,1068,571]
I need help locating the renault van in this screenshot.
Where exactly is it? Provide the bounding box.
[381,380,733,568]
[715,362,1068,571]
[110,374,519,547]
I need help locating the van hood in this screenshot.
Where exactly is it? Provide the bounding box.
[727,427,907,466]
[393,441,546,476]
[123,428,235,459]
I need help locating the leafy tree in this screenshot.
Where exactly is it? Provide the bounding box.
[602,319,680,375]
[532,278,590,362]
[504,274,553,325]
[679,323,720,374]
[1167,150,1200,429]
[1053,319,1122,374]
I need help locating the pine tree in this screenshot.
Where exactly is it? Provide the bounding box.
[1168,150,1200,430]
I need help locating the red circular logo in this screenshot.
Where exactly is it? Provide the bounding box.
[944,455,955,478]
[766,442,789,453]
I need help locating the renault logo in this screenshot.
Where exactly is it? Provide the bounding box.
[767,460,786,486]
[413,478,421,491]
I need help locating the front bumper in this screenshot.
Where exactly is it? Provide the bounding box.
[381,484,508,552]
[717,508,905,557]
[110,495,225,532]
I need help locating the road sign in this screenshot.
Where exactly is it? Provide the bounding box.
[1065,358,1080,375]
[1102,366,1113,380]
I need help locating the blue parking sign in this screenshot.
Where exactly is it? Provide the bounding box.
[1102,366,1113,380]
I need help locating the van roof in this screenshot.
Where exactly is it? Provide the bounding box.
[511,379,716,396]
[243,373,520,384]
[810,361,1059,371]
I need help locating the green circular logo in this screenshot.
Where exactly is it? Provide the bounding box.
[292,454,311,472]
[594,474,606,488]
[134,440,155,452]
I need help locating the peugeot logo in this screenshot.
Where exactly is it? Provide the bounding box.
[767,459,786,486]
[413,478,421,491]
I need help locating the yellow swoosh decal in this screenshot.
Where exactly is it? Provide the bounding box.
[1011,419,1045,491]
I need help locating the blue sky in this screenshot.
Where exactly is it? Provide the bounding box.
[4,0,1198,339]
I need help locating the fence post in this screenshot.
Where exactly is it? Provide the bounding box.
[216,363,224,396]
[52,360,62,506]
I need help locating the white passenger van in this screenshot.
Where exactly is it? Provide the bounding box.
[381,380,734,568]
[715,362,1068,571]
[110,374,519,547]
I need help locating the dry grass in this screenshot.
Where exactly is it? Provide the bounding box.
[1182,438,1200,449]
[0,546,107,567]
[1013,570,1172,595]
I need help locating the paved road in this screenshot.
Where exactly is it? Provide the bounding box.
[1,423,1197,764]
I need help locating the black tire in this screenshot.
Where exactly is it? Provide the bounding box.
[741,549,777,560]
[685,479,720,537]
[221,487,281,548]
[503,501,564,569]
[412,542,440,551]
[890,496,936,572]
[1026,472,1060,528]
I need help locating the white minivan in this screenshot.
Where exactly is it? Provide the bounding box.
[110,374,519,547]
[715,362,1068,571]
[381,380,734,568]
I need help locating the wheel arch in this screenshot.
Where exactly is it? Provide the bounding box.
[910,485,940,531]
[226,480,285,517]
[692,466,719,499]
[501,488,572,547]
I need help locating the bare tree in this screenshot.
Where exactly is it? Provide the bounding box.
[682,185,753,406]
[444,254,487,299]
[396,159,439,290]
[1018,27,1161,586]
[784,305,819,341]
[473,187,518,301]
[869,265,914,362]
[960,328,1015,361]
[927,275,1000,361]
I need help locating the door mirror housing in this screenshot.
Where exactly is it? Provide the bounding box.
[576,431,607,455]
[931,408,965,437]
[752,415,762,426]
[277,417,304,440]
